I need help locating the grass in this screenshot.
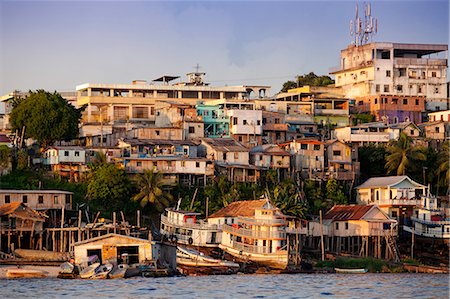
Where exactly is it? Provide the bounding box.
[315,257,388,272]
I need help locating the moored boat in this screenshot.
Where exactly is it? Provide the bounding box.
[91,263,113,279]
[177,246,239,268]
[335,268,368,274]
[79,262,100,279]
[6,268,48,279]
[109,264,128,279]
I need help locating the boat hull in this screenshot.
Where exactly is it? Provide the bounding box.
[6,269,48,279]
[219,244,288,270]
[335,268,368,274]
[79,263,100,279]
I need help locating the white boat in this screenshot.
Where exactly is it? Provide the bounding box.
[91,263,113,279]
[218,200,290,270]
[403,195,450,245]
[6,268,48,279]
[335,268,368,274]
[160,208,221,248]
[109,264,128,279]
[59,262,75,274]
[177,246,239,268]
[79,262,100,279]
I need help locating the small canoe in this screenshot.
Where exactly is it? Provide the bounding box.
[335,268,368,274]
[109,264,128,279]
[91,263,113,279]
[6,268,48,279]
[80,263,100,279]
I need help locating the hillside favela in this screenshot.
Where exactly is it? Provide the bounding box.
[0,1,449,298]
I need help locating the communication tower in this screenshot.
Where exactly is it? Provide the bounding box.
[350,2,378,46]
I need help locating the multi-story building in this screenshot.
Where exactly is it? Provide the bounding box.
[0,190,73,211]
[76,72,269,137]
[282,139,325,179]
[332,42,448,122]
[324,140,360,181]
[261,111,288,144]
[333,122,401,144]
[43,146,88,181]
[196,103,230,138]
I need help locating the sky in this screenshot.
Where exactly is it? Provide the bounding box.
[0,0,448,96]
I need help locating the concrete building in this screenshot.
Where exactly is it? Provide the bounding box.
[43,146,88,181]
[428,109,450,122]
[325,139,360,181]
[0,190,73,211]
[333,122,401,144]
[332,42,448,122]
[282,139,325,179]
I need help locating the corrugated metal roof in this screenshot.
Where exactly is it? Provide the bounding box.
[324,205,374,221]
[208,200,267,218]
[356,176,425,189]
[0,202,46,221]
[202,138,248,152]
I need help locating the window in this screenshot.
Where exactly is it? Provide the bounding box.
[150,107,155,116]
[181,161,185,167]
[262,118,267,125]
[38,195,44,204]
[156,130,160,136]
[435,127,440,133]
[64,151,69,157]
[392,98,398,105]
[374,98,378,104]
[375,85,380,93]
[188,126,195,134]
[333,150,341,156]
[403,99,408,105]
[391,211,398,218]
[432,71,437,78]
[137,162,142,167]
[345,222,349,230]
[397,85,403,92]
[65,194,71,204]
[434,87,439,94]
[5,195,10,203]
[74,151,80,157]
[22,195,27,203]
[243,120,248,125]
[386,70,391,77]
[384,85,389,92]
[314,145,320,151]
[233,118,238,125]
[238,136,243,142]
[399,68,406,77]
[274,118,280,124]
[300,144,308,150]
[54,196,58,204]
[257,120,261,126]
[418,86,422,93]
[410,130,414,135]
[415,99,419,105]
[335,223,339,230]
[223,153,226,160]
[196,162,200,168]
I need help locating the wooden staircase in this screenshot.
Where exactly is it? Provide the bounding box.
[385,232,400,262]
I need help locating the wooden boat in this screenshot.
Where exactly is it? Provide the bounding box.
[109,264,128,279]
[6,268,48,279]
[79,262,100,279]
[91,263,113,279]
[177,246,239,268]
[335,268,368,274]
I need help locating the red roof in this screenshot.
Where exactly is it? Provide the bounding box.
[0,134,11,143]
[208,200,267,218]
[324,205,374,221]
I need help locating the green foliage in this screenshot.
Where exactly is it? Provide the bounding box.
[16,149,29,170]
[358,144,388,180]
[315,257,387,273]
[436,141,449,195]
[304,180,325,216]
[132,170,173,212]
[10,90,84,147]
[86,163,132,214]
[270,179,306,218]
[0,145,12,173]
[325,178,347,206]
[280,72,335,92]
[352,113,374,126]
[385,133,426,176]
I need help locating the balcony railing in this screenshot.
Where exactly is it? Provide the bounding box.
[410,216,450,226]
[238,216,286,226]
[161,214,218,230]
[223,224,286,239]
[231,241,273,254]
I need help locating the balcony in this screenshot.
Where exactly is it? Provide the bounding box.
[223,224,286,239]
[238,216,286,226]
[410,216,450,226]
[161,214,218,230]
[394,58,447,67]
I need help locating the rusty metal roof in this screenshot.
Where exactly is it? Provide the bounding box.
[208,200,267,218]
[324,205,374,221]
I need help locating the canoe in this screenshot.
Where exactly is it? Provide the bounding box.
[6,268,48,279]
[335,268,368,274]
[80,263,100,279]
[91,263,113,279]
[109,264,128,279]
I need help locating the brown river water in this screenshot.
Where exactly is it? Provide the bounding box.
[0,273,449,298]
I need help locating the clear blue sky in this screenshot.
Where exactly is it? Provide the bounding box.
[0,0,448,95]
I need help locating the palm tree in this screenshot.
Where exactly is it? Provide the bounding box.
[89,152,108,169]
[132,170,173,212]
[436,142,449,195]
[385,133,426,176]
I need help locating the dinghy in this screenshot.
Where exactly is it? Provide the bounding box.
[80,262,100,279]
[91,263,113,279]
[335,268,368,274]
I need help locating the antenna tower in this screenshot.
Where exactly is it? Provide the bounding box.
[350,2,378,46]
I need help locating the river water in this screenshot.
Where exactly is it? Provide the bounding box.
[1,273,448,298]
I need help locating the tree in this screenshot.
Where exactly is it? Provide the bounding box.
[270,179,306,219]
[436,142,449,195]
[385,133,426,176]
[280,72,335,92]
[0,145,12,174]
[86,163,132,214]
[10,90,84,147]
[132,170,173,212]
[358,144,388,180]
[325,178,347,207]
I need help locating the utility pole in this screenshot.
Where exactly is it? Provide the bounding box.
[320,210,325,261]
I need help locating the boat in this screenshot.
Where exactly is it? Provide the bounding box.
[109,264,128,279]
[160,208,221,248]
[91,263,113,279]
[403,195,450,246]
[79,262,100,279]
[177,246,240,268]
[59,262,75,274]
[218,199,291,270]
[6,268,48,278]
[335,268,368,274]
[57,261,79,279]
